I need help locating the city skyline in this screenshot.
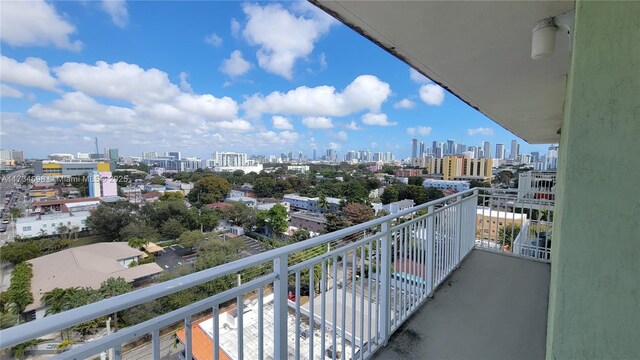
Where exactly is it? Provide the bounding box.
[1,1,551,159]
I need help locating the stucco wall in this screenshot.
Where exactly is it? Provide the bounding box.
[546,1,640,358]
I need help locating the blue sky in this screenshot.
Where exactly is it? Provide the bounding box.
[0,1,549,160]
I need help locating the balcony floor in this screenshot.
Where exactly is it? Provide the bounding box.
[374,249,550,360]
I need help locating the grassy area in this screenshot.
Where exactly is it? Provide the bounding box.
[69,235,105,248]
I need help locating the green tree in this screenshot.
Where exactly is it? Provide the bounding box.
[220,202,256,229]
[317,193,329,212]
[290,228,311,243]
[99,277,132,332]
[380,185,399,204]
[127,236,149,250]
[86,202,137,241]
[408,176,425,186]
[187,177,231,206]
[497,223,522,246]
[159,192,184,202]
[149,176,166,185]
[120,221,159,243]
[254,177,278,198]
[193,206,218,232]
[178,230,206,249]
[9,207,23,219]
[324,214,351,233]
[160,218,185,239]
[257,204,288,237]
[7,263,33,315]
[140,199,197,231]
[343,203,375,225]
[55,224,70,239]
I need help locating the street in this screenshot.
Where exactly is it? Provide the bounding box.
[1,168,30,245]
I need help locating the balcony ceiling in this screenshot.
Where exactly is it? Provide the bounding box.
[311,0,575,144]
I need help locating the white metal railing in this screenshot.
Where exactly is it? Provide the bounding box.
[0,187,552,359]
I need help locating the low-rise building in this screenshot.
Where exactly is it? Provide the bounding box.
[287,165,310,173]
[225,196,257,207]
[289,211,327,233]
[422,179,470,192]
[476,208,528,242]
[282,194,341,213]
[25,242,163,320]
[29,197,101,215]
[16,211,91,238]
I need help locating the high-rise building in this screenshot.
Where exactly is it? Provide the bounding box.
[435,146,443,158]
[456,143,467,155]
[143,152,158,160]
[483,141,492,159]
[531,151,540,163]
[419,141,426,156]
[432,141,438,155]
[495,143,506,159]
[312,149,316,161]
[546,145,559,170]
[446,139,456,155]
[213,152,247,167]
[411,138,418,159]
[104,148,119,162]
[510,140,520,160]
[167,151,181,160]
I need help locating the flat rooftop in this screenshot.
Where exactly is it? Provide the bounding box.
[373,250,550,360]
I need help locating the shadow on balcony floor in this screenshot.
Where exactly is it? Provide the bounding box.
[374,250,550,360]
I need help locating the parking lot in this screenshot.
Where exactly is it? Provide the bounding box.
[154,244,196,272]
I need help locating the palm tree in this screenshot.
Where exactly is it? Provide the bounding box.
[317,193,329,213]
[69,225,80,240]
[56,225,69,239]
[127,237,149,250]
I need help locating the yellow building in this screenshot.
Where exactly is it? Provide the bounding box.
[476,208,527,242]
[428,156,492,181]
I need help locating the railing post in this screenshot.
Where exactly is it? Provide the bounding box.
[456,195,463,267]
[426,205,435,296]
[273,254,288,359]
[379,220,392,345]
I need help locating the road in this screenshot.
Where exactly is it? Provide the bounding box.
[0,168,30,245]
[122,332,183,360]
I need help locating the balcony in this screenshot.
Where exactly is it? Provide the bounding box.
[0,188,554,360]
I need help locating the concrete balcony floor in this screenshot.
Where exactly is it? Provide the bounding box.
[374,250,550,360]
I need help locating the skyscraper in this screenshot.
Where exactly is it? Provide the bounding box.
[483,141,492,159]
[411,138,418,159]
[446,139,456,155]
[495,143,506,159]
[432,141,438,154]
[419,141,425,156]
[167,151,181,160]
[510,140,520,160]
[312,149,316,161]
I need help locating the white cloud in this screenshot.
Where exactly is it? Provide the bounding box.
[272,115,293,130]
[178,72,194,93]
[101,0,129,28]
[302,116,333,129]
[279,131,298,142]
[0,84,24,98]
[467,127,494,136]
[361,113,397,127]
[230,18,241,38]
[211,119,253,132]
[241,3,334,79]
[55,61,180,104]
[319,53,328,70]
[393,98,416,109]
[328,142,340,150]
[410,68,431,84]
[173,93,239,122]
[28,92,136,123]
[335,131,348,141]
[0,56,58,91]
[406,126,432,136]
[419,84,445,106]
[0,0,83,50]
[242,75,391,118]
[345,121,361,130]
[220,50,252,77]
[204,33,223,47]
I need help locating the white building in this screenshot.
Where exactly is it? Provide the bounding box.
[282,194,342,213]
[422,179,470,192]
[16,211,91,238]
[287,165,310,173]
[209,152,263,173]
